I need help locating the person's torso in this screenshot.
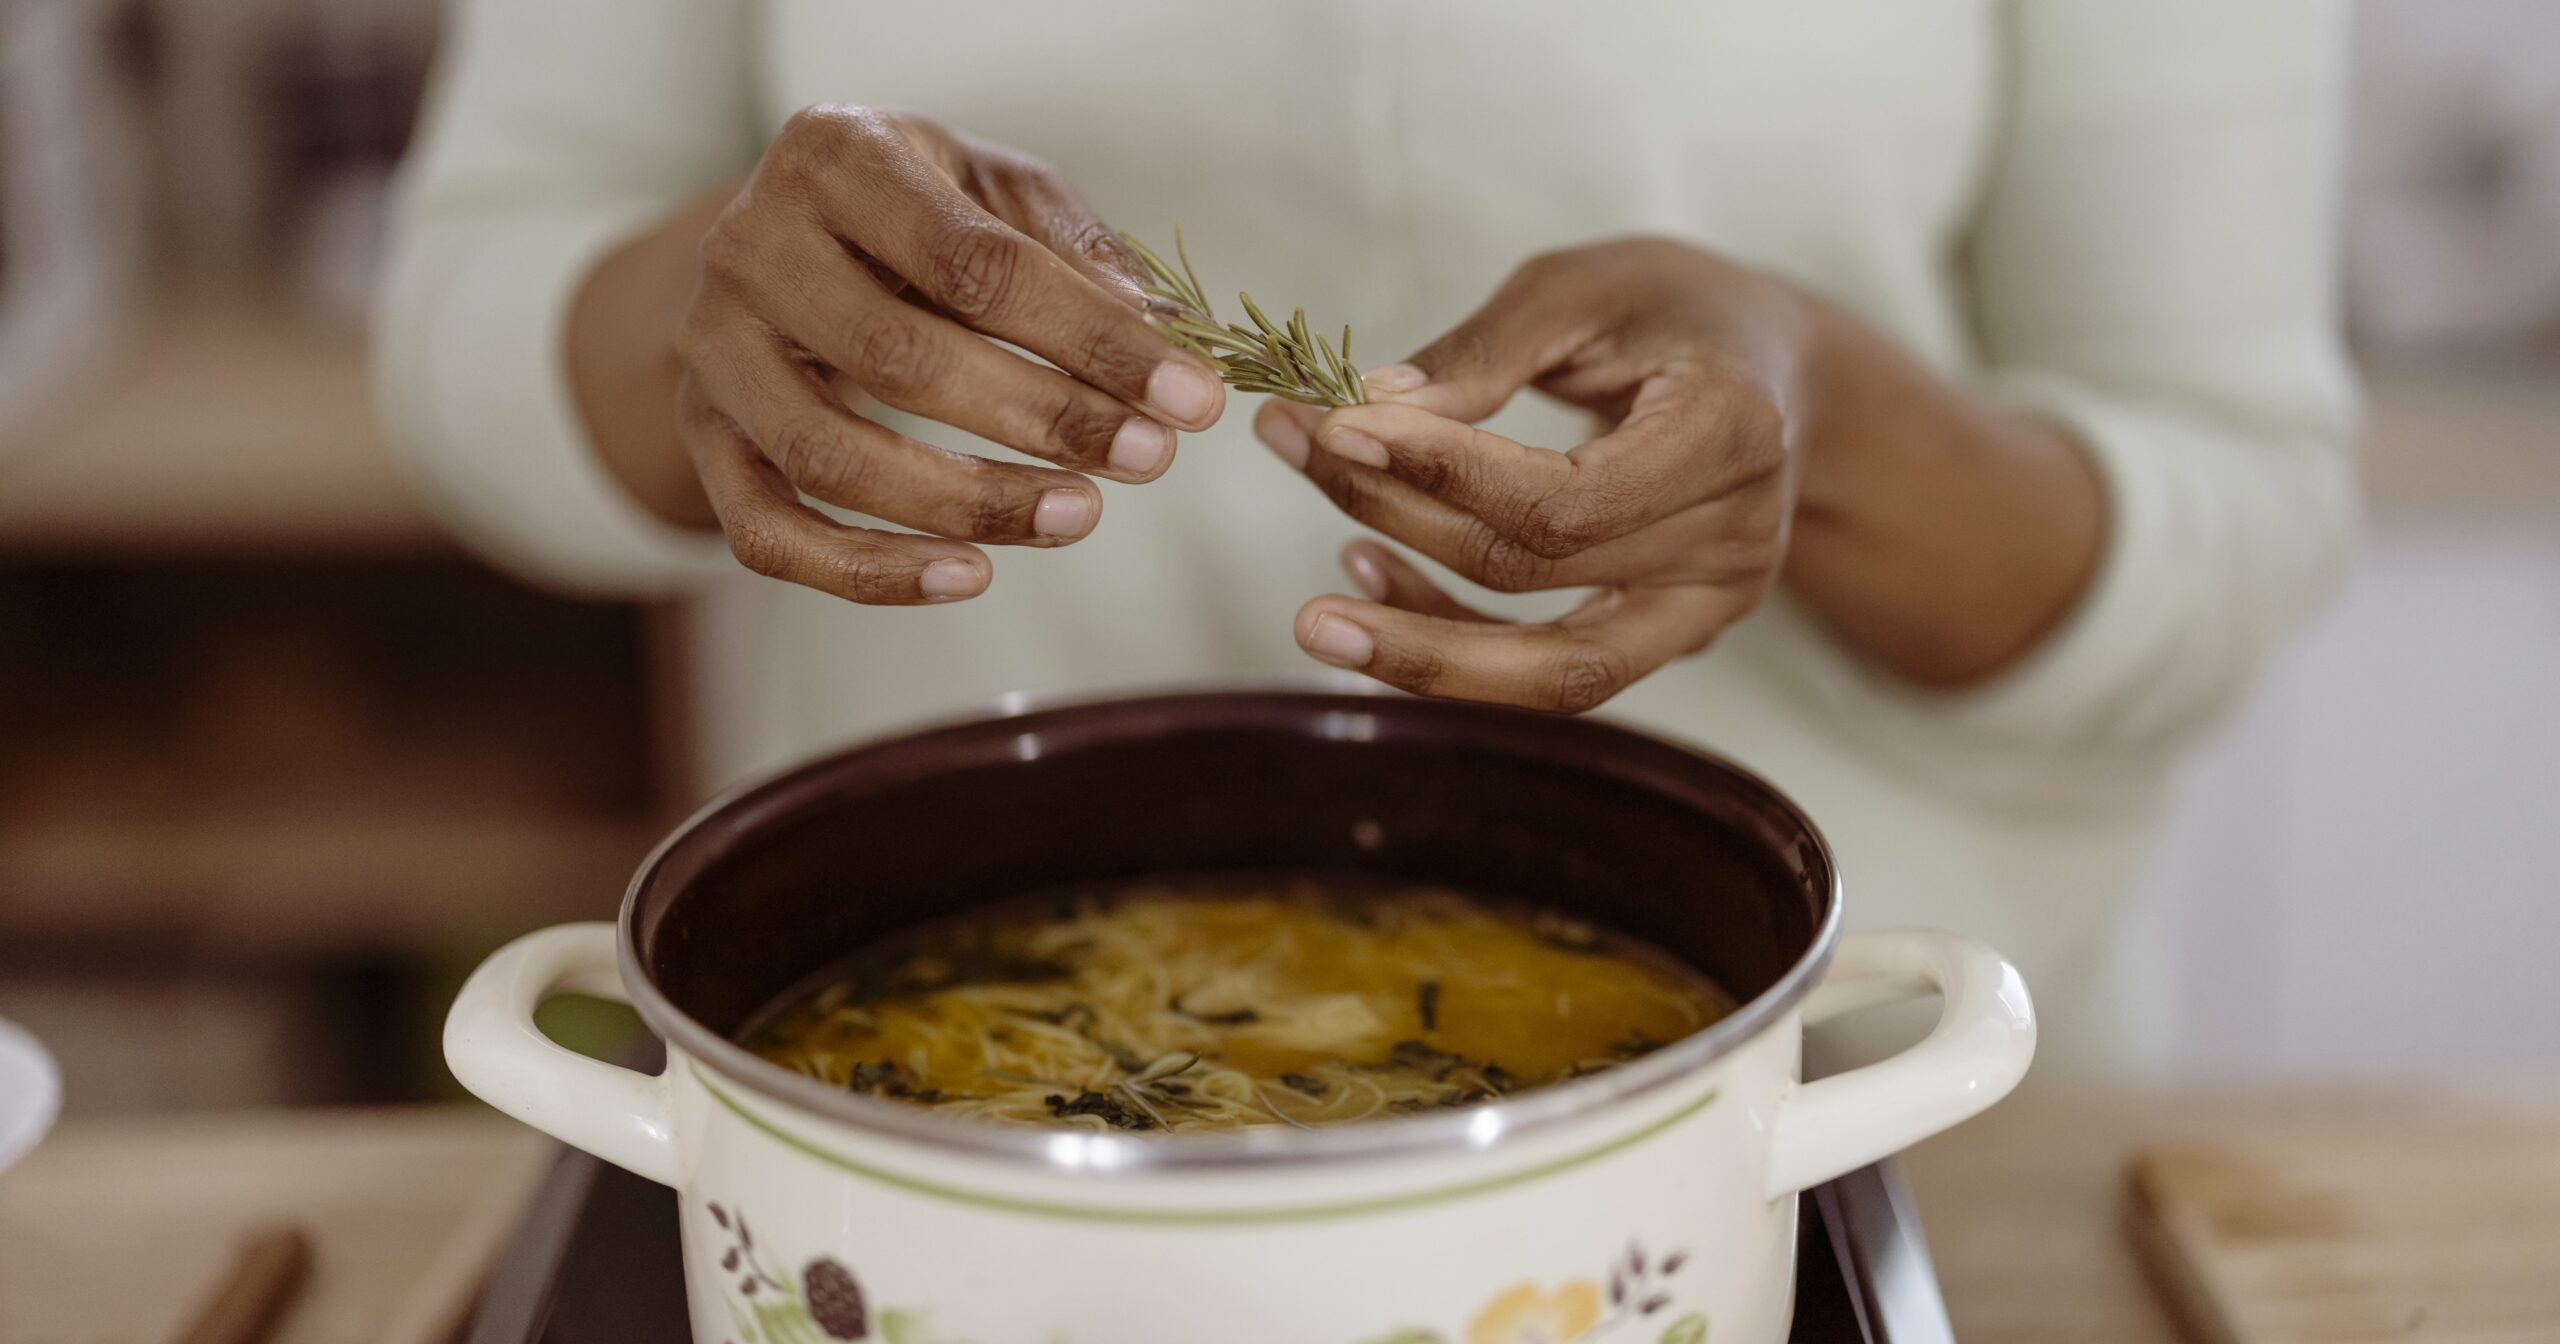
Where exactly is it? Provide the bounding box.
[724,0,2004,722]
[681,2,2165,1075]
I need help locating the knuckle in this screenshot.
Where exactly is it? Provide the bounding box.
[724,516,795,580]
[1069,319,1155,394]
[770,106,865,187]
[694,211,756,277]
[845,316,941,401]
[960,484,1039,541]
[1515,246,1589,286]
[1468,524,1552,594]
[925,224,1024,322]
[1058,218,1120,266]
[1547,644,1633,714]
[764,416,869,502]
[1687,364,1788,472]
[1311,462,1385,523]
[807,545,898,601]
[672,322,723,377]
[771,107,830,161]
[1383,640,1453,696]
[777,104,844,144]
[1042,395,1123,463]
[1729,390,1790,474]
[780,104,880,156]
[1393,443,1461,497]
[1514,487,1598,559]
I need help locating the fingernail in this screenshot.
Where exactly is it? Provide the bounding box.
[1109,418,1174,476]
[1344,550,1390,600]
[1302,612,1376,668]
[1364,363,1427,394]
[920,559,986,598]
[1258,409,1310,470]
[1147,360,1222,425]
[1033,489,1097,539]
[1321,425,1390,469]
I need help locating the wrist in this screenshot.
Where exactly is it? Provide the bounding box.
[567,187,736,531]
[1781,293,1884,527]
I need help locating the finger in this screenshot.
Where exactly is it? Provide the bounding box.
[1313,375,1788,560]
[1293,584,1747,714]
[685,322,1103,545]
[1338,540,1495,623]
[1280,413,1749,595]
[770,108,1224,429]
[682,386,994,605]
[1252,398,1321,469]
[1308,401,1574,534]
[1360,249,1627,421]
[722,236,1179,482]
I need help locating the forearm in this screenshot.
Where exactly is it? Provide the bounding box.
[564,183,738,531]
[1783,297,2105,688]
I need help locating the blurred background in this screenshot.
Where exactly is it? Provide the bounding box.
[0,0,2554,1121]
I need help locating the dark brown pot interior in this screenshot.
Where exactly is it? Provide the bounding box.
[630,690,1834,1043]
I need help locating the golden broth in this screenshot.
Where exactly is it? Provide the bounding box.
[748,879,1731,1132]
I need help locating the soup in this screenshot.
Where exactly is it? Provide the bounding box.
[748,878,1732,1132]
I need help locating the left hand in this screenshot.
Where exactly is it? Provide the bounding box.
[1254,238,1819,712]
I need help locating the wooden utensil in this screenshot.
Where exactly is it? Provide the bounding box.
[2125,1124,2560,1344]
[166,1225,311,1344]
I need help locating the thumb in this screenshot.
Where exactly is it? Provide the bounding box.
[1364,253,1616,422]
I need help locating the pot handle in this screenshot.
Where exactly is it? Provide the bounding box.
[444,922,679,1187]
[1764,928,2035,1198]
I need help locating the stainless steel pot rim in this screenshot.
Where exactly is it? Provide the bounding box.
[615,677,1845,1174]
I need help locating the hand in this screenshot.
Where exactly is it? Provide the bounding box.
[1255,239,1815,712]
[671,107,1226,604]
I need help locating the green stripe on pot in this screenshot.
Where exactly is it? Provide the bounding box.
[695,1064,1716,1226]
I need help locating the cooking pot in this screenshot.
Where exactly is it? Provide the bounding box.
[446,688,2032,1344]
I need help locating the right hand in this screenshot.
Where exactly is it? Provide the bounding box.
[676,106,1226,604]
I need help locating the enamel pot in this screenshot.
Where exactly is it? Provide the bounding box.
[445,687,2033,1344]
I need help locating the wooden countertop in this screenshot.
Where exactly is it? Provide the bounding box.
[0,1108,551,1344]
[8,1078,2558,1344]
[1904,1074,2560,1344]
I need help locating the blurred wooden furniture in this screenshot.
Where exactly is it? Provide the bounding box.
[10,1078,2558,1344]
[1902,1074,2560,1344]
[0,288,436,551]
[2127,1124,2560,1344]
[0,1107,550,1344]
[2358,345,2560,528]
[0,283,683,1114]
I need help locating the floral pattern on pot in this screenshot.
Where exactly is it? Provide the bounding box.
[1408,1241,1703,1344]
[709,1200,1705,1344]
[705,1202,971,1344]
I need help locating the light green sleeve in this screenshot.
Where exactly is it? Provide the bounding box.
[373,0,763,596]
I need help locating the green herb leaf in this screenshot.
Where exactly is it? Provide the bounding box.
[1660,1312,1710,1344]
[1122,227,1366,408]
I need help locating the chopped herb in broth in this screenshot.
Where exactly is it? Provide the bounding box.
[747,880,1730,1133]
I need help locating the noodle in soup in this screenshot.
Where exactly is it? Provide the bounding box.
[748,878,1730,1133]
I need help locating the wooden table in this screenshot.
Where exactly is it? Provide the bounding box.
[8,1079,2558,1344]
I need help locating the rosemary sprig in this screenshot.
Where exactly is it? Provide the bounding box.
[1122,226,1368,409]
